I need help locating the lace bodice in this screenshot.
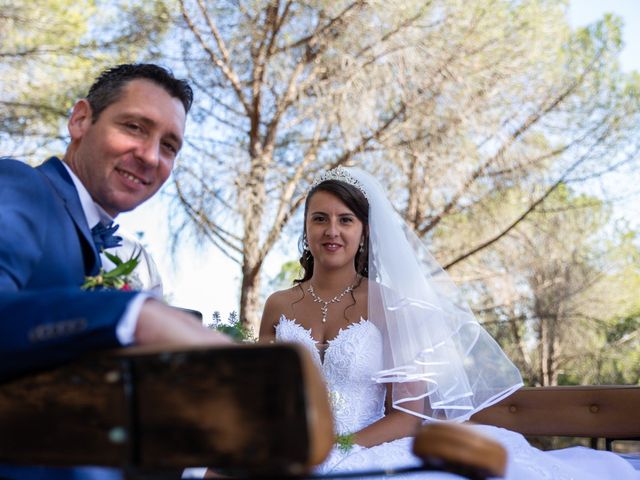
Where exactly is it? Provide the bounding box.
[275,316,386,435]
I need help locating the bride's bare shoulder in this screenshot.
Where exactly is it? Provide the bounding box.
[262,285,305,323]
[266,284,305,306]
[260,284,306,340]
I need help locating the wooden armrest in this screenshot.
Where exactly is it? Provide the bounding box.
[0,343,333,476]
[470,386,640,439]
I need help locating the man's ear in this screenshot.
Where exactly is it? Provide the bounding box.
[67,99,93,141]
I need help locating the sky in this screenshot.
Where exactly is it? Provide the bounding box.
[567,1,640,72]
[118,194,241,323]
[118,1,640,324]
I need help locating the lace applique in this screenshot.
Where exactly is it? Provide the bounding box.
[274,316,322,367]
[275,316,386,434]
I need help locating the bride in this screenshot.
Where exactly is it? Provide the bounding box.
[259,166,639,479]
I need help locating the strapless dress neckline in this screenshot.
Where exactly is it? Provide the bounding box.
[274,315,371,365]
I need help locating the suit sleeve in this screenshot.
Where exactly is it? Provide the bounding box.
[0,288,137,381]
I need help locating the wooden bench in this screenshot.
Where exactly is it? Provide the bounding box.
[470,385,640,450]
[411,385,640,479]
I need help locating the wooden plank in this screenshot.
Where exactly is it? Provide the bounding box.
[470,386,640,438]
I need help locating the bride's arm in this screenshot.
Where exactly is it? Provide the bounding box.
[352,387,423,447]
[258,293,279,343]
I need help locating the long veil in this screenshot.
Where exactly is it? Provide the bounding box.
[348,167,523,421]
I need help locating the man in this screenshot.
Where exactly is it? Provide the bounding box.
[0,64,230,479]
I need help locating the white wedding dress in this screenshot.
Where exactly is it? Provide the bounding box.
[275,316,639,479]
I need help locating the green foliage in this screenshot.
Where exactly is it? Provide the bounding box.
[210,311,255,342]
[460,182,640,386]
[606,316,640,344]
[81,250,141,291]
[335,433,355,453]
[268,259,303,292]
[0,0,173,157]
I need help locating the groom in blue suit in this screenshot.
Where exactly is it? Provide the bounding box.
[0,64,230,479]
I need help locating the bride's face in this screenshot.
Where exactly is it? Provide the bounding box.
[305,190,364,272]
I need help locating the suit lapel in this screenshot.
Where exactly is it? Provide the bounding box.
[37,157,101,275]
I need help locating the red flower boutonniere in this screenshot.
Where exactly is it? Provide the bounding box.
[82,250,141,291]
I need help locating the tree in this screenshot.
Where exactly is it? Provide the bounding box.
[170,0,639,333]
[572,232,640,385]
[172,0,452,329]
[0,0,172,158]
[384,9,640,270]
[464,184,640,386]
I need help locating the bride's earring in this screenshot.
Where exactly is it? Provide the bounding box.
[303,235,312,259]
[359,240,364,254]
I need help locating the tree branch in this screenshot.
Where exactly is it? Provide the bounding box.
[442,127,612,270]
[179,0,251,115]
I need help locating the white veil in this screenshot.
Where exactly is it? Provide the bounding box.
[346,167,523,422]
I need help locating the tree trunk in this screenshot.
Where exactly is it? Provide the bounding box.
[239,261,262,338]
[239,135,269,334]
[539,316,560,387]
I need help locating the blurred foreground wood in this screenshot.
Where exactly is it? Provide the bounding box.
[413,422,507,480]
[0,343,333,477]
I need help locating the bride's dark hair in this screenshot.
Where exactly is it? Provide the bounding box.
[295,179,369,285]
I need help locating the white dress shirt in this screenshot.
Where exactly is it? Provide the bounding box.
[62,162,152,345]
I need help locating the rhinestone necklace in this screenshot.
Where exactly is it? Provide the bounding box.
[308,281,356,323]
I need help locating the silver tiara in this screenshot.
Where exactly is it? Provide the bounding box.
[310,166,369,199]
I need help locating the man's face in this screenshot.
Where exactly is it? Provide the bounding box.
[66,79,186,216]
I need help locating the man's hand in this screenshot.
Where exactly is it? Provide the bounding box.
[135,299,233,346]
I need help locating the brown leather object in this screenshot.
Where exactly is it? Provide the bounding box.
[470,385,640,438]
[413,422,507,479]
[0,343,333,476]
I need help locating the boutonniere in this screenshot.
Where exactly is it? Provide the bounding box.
[82,250,141,291]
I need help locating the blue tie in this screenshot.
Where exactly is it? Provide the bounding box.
[91,221,123,251]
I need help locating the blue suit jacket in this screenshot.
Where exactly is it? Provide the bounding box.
[0,157,138,379]
[0,157,136,479]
